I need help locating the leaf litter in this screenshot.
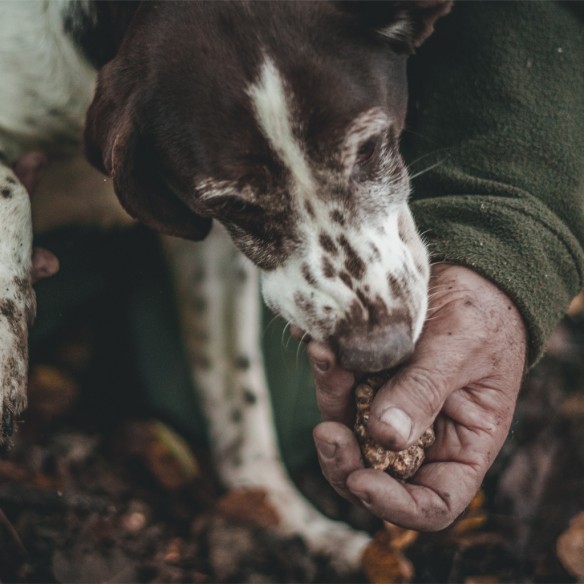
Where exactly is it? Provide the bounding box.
[0,303,583,583]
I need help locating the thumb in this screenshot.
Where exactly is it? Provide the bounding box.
[367,368,447,451]
[367,331,471,451]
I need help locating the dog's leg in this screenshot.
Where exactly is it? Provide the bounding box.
[0,160,35,446]
[163,227,370,573]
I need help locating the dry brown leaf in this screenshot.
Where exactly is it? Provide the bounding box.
[362,528,414,584]
[383,521,419,551]
[559,394,584,419]
[450,490,488,536]
[27,364,79,419]
[215,488,280,529]
[468,490,486,511]
[123,420,199,490]
[450,514,488,536]
[464,577,500,584]
[556,511,584,580]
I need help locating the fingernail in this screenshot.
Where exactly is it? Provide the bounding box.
[312,360,330,373]
[351,490,371,505]
[379,407,412,443]
[315,438,336,459]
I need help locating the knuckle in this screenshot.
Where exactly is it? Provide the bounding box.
[398,366,447,418]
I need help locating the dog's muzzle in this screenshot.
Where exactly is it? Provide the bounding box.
[335,319,414,372]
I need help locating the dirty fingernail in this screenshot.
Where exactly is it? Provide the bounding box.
[312,360,330,373]
[351,490,371,505]
[380,407,412,443]
[315,438,337,459]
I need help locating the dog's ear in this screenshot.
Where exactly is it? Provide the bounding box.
[338,1,453,52]
[84,70,212,242]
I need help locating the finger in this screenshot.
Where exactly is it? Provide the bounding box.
[313,422,364,505]
[307,341,356,425]
[12,152,48,194]
[347,456,483,531]
[31,247,60,283]
[367,342,467,451]
[367,295,494,450]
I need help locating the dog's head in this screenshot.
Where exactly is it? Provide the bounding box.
[85,1,451,372]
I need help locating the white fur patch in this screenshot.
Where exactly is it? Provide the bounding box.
[246,56,314,196]
[0,0,96,161]
[194,176,257,205]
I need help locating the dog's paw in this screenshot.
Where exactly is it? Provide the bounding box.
[0,278,35,449]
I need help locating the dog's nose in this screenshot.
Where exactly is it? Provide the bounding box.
[336,323,414,372]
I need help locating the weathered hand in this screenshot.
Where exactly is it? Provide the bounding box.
[308,264,527,530]
[12,152,59,283]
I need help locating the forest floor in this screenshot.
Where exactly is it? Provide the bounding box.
[0,299,583,583]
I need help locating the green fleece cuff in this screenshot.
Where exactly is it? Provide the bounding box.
[411,196,584,367]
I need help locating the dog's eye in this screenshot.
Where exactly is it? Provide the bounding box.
[355,138,378,166]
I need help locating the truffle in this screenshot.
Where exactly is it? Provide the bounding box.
[354,375,435,480]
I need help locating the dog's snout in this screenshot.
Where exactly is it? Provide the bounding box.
[336,323,414,372]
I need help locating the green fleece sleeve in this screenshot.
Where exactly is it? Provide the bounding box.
[403,1,584,366]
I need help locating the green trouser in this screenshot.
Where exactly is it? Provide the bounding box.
[32,2,583,472]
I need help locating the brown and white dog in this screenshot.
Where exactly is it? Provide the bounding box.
[0,0,450,571]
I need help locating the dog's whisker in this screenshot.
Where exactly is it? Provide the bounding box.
[408,159,445,181]
[295,337,305,369]
[281,320,291,341]
[263,313,283,339]
[401,127,435,143]
[405,147,447,169]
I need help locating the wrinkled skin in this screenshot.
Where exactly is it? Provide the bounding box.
[308,263,527,530]
[13,152,60,283]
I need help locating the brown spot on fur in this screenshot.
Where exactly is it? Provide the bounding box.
[388,274,405,298]
[330,209,346,226]
[338,235,366,280]
[319,233,338,256]
[369,242,381,262]
[193,354,211,369]
[243,389,257,405]
[294,291,318,323]
[1,187,12,198]
[322,257,336,279]
[189,267,206,284]
[235,355,250,369]
[304,201,315,218]
[339,271,353,290]
[0,299,17,326]
[302,263,317,287]
[13,277,36,326]
[191,296,207,313]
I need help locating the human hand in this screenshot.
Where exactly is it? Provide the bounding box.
[12,152,59,283]
[308,264,527,530]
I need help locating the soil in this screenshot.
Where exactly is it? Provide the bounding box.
[0,307,583,583]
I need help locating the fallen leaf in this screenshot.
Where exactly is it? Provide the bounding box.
[122,420,200,490]
[464,577,500,584]
[556,511,584,580]
[450,490,488,536]
[27,364,78,419]
[362,528,414,584]
[383,521,419,551]
[215,488,280,529]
